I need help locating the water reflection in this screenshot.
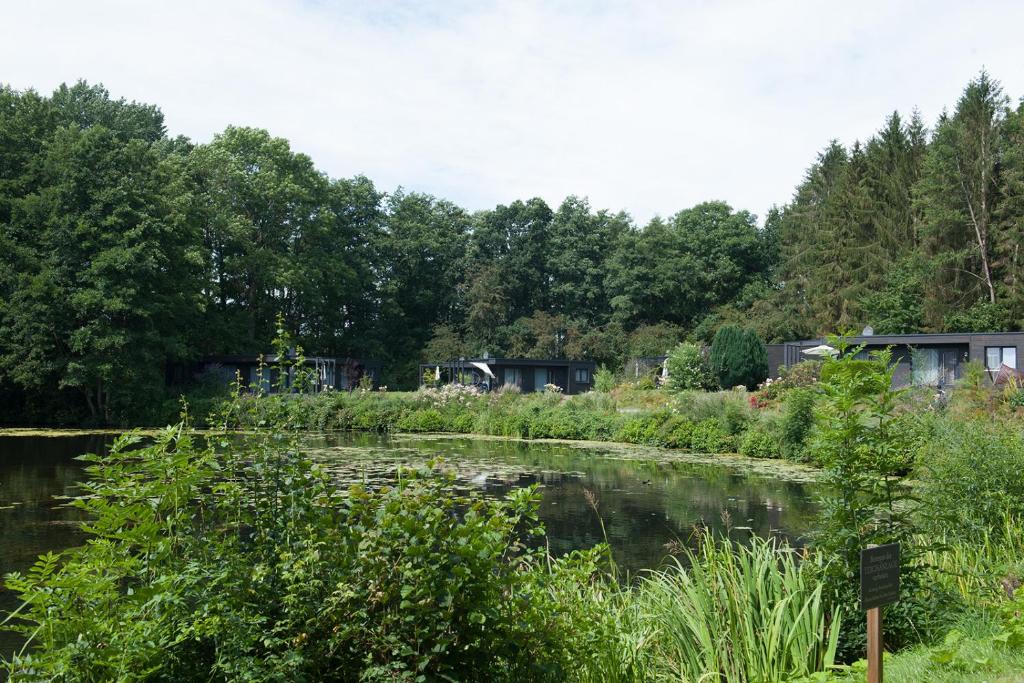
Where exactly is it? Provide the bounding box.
[306,433,820,575]
[0,431,821,658]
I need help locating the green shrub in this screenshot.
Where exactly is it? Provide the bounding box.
[674,390,753,435]
[396,407,445,432]
[918,419,1024,539]
[708,325,769,390]
[617,413,670,445]
[665,342,713,391]
[2,401,597,681]
[811,346,930,657]
[690,420,733,453]
[739,429,781,459]
[779,360,822,388]
[594,365,617,393]
[779,388,817,461]
[659,416,696,449]
[819,358,888,397]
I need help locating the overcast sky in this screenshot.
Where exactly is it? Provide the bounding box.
[3,0,1023,224]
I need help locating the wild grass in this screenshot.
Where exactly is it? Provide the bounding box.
[561,533,842,682]
[920,513,1024,603]
[829,611,1024,683]
[634,532,841,682]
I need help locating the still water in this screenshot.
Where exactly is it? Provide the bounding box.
[0,431,821,658]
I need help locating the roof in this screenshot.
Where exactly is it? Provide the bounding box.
[789,332,1024,347]
[425,357,595,367]
[203,354,379,365]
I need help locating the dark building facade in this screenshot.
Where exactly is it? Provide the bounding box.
[780,332,1024,387]
[200,354,381,392]
[421,357,596,395]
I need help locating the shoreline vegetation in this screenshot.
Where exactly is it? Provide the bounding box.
[6,342,1023,680]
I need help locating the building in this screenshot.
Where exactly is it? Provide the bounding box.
[780,331,1024,387]
[199,354,381,393]
[625,345,788,383]
[420,357,596,395]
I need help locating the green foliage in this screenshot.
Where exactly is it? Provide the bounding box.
[810,344,932,656]
[593,365,616,393]
[917,419,1024,539]
[818,357,889,397]
[636,533,841,682]
[690,420,733,453]
[709,326,769,390]
[739,428,782,459]
[779,388,818,460]
[665,342,713,391]
[1,377,603,681]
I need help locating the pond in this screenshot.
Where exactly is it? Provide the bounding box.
[0,430,822,659]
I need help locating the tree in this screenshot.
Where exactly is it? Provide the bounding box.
[915,72,1009,321]
[546,196,629,323]
[0,87,203,422]
[377,190,470,384]
[190,126,341,351]
[708,326,768,390]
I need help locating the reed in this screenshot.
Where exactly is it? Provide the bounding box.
[635,533,840,682]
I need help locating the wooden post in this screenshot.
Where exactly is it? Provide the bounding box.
[867,605,882,683]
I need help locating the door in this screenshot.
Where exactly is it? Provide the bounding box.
[534,368,548,392]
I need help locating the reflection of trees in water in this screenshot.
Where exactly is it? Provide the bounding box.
[309,433,821,575]
[0,435,104,656]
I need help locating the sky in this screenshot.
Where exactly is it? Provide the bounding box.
[3,0,1024,224]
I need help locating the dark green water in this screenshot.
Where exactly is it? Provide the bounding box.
[0,431,821,660]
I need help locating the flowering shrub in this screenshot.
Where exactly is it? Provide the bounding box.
[544,383,563,394]
[417,384,484,407]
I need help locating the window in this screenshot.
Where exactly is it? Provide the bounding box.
[504,368,523,386]
[575,367,590,384]
[986,346,1017,371]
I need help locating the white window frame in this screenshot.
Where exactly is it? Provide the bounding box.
[985,346,1017,371]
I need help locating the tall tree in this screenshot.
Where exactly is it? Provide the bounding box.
[915,72,1009,318]
[190,127,339,351]
[376,190,470,383]
[545,196,629,323]
[0,85,203,422]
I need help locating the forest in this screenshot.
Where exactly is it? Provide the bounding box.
[1,71,1023,424]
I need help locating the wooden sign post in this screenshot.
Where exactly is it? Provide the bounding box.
[860,543,900,683]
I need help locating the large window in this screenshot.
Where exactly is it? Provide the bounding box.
[574,367,591,384]
[504,368,523,386]
[911,347,962,386]
[986,346,1017,371]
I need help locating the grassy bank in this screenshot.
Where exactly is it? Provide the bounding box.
[231,384,812,461]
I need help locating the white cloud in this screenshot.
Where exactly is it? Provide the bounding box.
[3,0,1023,223]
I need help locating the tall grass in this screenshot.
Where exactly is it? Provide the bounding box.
[920,513,1024,602]
[635,533,840,682]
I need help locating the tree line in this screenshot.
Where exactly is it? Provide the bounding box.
[1,72,1021,424]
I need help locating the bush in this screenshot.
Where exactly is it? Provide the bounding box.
[739,428,781,459]
[396,407,445,432]
[593,365,617,393]
[674,390,753,436]
[690,420,733,453]
[659,416,696,449]
[811,346,929,657]
[2,400,597,681]
[616,412,670,445]
[665,342,713,391]
[918,419,1024,539]
[819,358,888,397]
[708,325,769,390]
[779,388,817,461]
